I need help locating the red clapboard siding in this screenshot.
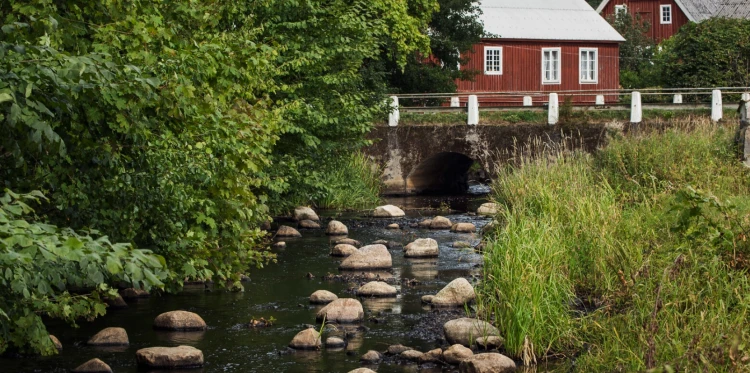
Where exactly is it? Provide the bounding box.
[456,40,620,105]
[600,0,690,42]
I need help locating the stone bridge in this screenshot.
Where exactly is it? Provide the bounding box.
[364,124,608,195]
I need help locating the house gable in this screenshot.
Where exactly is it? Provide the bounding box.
[597,0,692,41]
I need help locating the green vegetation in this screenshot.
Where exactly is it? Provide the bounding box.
[478,118,750,371]
[607,12,658,89]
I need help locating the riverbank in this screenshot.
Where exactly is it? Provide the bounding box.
[478,117,750,370]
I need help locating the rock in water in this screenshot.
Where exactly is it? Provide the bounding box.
[356,281,397,297]
[477,203,498,216]
[452,241,472,249]
[326,220,349,235]
[299,219,321,229]
[430,216,452,229]
[373,205,406,217]
[310,290,338,304]
[476,336,504,350]
[431,278,476,307]
[451,223,476,233]
[458,353,516,373]
[334,238,361,247]
[404,238,439,258]
[387,223,400,229]
[386,344,413,355]
[276,225,302,237]
[444,344,474,364]
[136,346,204,368]
[325,337,346,348]
[153,311,207,331]
[400,349,424,361]
[119,288,149,299]
[419,348,443,363]
[273,241,287,249]
[105,294,128,309]
[421,295,435,304]
[87,327,129,346]
[316,298,364,323]
[339,245,392,270]
[289,328,322,350]
[72,358,112,373]
[418,219,433,228]
[294,206,320,222]
[444,318,500,347]
[348,369,377,373]
[331,244,358,257]
[360,350,382,363]
[49,335,62,351]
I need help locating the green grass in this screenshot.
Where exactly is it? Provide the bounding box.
[478,118,750,371]
[314,152,382,210]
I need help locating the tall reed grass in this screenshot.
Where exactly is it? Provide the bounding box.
[315,152,382,210]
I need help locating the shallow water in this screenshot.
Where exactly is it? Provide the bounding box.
[2,195,516,373]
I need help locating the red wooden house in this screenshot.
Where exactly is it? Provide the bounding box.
[456,0,625,106]
[597,0,750,42]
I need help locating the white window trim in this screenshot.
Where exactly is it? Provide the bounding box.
[484,46,503,75]
[579,48,599,84]
[541,48,561,85]
[660,5,672,24]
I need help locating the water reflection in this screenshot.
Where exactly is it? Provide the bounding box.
[154,330,206,344]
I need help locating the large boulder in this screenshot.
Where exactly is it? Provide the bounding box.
[373,205,405,218]
[326,220,349,236]
[276,225,302,237]
[339,245,392,270]
[444,344,474,364]
[153,311,207,331]
[331,244,358,257]
[444,318,500,347]
[477,203,498,216]
[72,358,112,373]
[430,216,453,229]
[87,327,129,346]
[136,346,204,368]
[316,298,364,323]
[459,353,516,373]
[356,281,397,297]
[299,219,321,229]
[451,223,476,233]
[404,238,439,258]
[294,206,320,222]
[289,328,322,350]
[431,278,476,307]
[310,290,338,304]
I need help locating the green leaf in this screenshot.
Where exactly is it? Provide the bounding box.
[0,92,13,104]
[105,257,122,274]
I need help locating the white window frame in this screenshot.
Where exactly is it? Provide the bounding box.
[615,4,627,15]
[660,5,672,24]
[541,48,561,85]
[579,48,598,84]
[484,46,503,75]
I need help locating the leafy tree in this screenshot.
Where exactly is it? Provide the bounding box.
[607,12,658,88]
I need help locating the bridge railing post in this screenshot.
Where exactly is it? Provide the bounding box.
[388,96,399,127]
[740,93,749,123]
[467,95,479,126]
[631,91,642,124]
[711,89,723,122]
[523,96,533,107]
[548,93,559,125]
[450,96,460,107]
[595,95,605,106]
[673,94,683,104]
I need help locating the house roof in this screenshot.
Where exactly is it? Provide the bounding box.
[479,0,626,42]
[596,0,750,22]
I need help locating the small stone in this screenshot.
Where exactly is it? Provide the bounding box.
[404,238,439,258]
[49,335,62,351]
[72,358,112,373]
[334,238,361,247]
[373,205,406,217]
[153,310,207,331]
[372,239,389,245]
[444,318,500,347]
[400,349,424,361]
[277,225,302,237]
[310,290,338,304]
[476,336,504,350]
[356,281,397,297]
[451,223,476,233]
[421,295,435,304]
[386,223,400,229]
[453,241,472,249]
[88,327,129,346]
[348,369,377,373]
[273,241,287,249]
[326,220,349,235]
[325,337,346,348]
[444,344,474,364]
[104,294,127,309]
[299,219,321,229]
[459,353,516,373]
[316,298,365,323]
[419,348,443,363]
[477,203,498,216]
[386,344,413,355]
[360,350,382,363]
[418,219,433,228]
[119,288,149,299]
[431,278,476,307]
[430,216,452,229]
[339,244,392,270]
[331,244,358,257]
[136,346,204,368]
[294,206,320,222]
[289,328,322,350]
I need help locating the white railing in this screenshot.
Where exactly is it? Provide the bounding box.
[386,88,750,126]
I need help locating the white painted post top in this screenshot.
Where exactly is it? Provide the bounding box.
[630,91,642,124]
[711,89,722,122]
[673,94,683,104]
[388,96,400,127]
[595,95,605,106]
[523,96,533,107]
[467,95,479,126]
[548,93,559,126]
[450,96,460,107]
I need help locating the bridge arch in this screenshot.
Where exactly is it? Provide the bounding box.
[406,152,474,195]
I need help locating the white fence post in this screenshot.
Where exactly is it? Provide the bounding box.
[467,95,479,126]
[741,93,750,122]
[631,91,642,123]
[595,95,605,106]
[388,96,399,127]
[450,96,460,107]
[523,96,533,107]
[711,89,722,122]
[673,94,683,104]
[548,93,559,125]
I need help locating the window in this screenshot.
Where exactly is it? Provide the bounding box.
[542,48,561,84]
[579,48,598,83]
[615,4,627,15]
[661,5,672,24]
[484,47,502,75]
